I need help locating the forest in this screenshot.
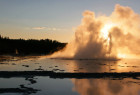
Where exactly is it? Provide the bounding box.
[0,35,67,55]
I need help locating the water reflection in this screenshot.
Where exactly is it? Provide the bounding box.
[0,56,140,95]
[72,78,140,95]
[64,59,140,73]
[0,77,40,95]
[70,58,140,95]
[0,56,140,73]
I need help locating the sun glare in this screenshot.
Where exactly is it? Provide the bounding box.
[117,53,127,58]
[117,53,140,59]
[100,23,115,39]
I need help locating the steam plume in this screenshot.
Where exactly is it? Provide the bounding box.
[49,4,140,59]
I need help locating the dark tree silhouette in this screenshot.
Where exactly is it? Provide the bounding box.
[0,35,67,55]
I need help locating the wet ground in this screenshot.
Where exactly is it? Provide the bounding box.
[0,56,140,95]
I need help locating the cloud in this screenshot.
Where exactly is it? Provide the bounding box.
[47,28,60,31]
[32,27,66,31]
[32,27,46,30]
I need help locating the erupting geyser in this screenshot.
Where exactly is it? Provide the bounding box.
[49,4,140,59]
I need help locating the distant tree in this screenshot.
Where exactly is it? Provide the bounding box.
[0,35,67,55]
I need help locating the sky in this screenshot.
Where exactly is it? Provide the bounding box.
[0,0,140,42]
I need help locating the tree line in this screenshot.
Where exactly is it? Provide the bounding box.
[0,35,67,55]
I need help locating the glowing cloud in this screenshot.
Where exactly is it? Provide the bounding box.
[49,4,140,59]
[32,27,46,30]
[32,27,66,31]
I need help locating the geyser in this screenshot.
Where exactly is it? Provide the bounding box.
[49,4,140,59]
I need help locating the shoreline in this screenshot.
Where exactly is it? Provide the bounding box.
[0,71,139,79]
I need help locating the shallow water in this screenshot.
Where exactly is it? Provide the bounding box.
[0,77,140,95]
[0,56,140,73]
[0,56,140,95]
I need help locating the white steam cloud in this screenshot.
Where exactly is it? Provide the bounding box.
[49,4,140,59]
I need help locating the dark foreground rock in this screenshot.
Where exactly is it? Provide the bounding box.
[0,87,40,94]
[0,71,139,79]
